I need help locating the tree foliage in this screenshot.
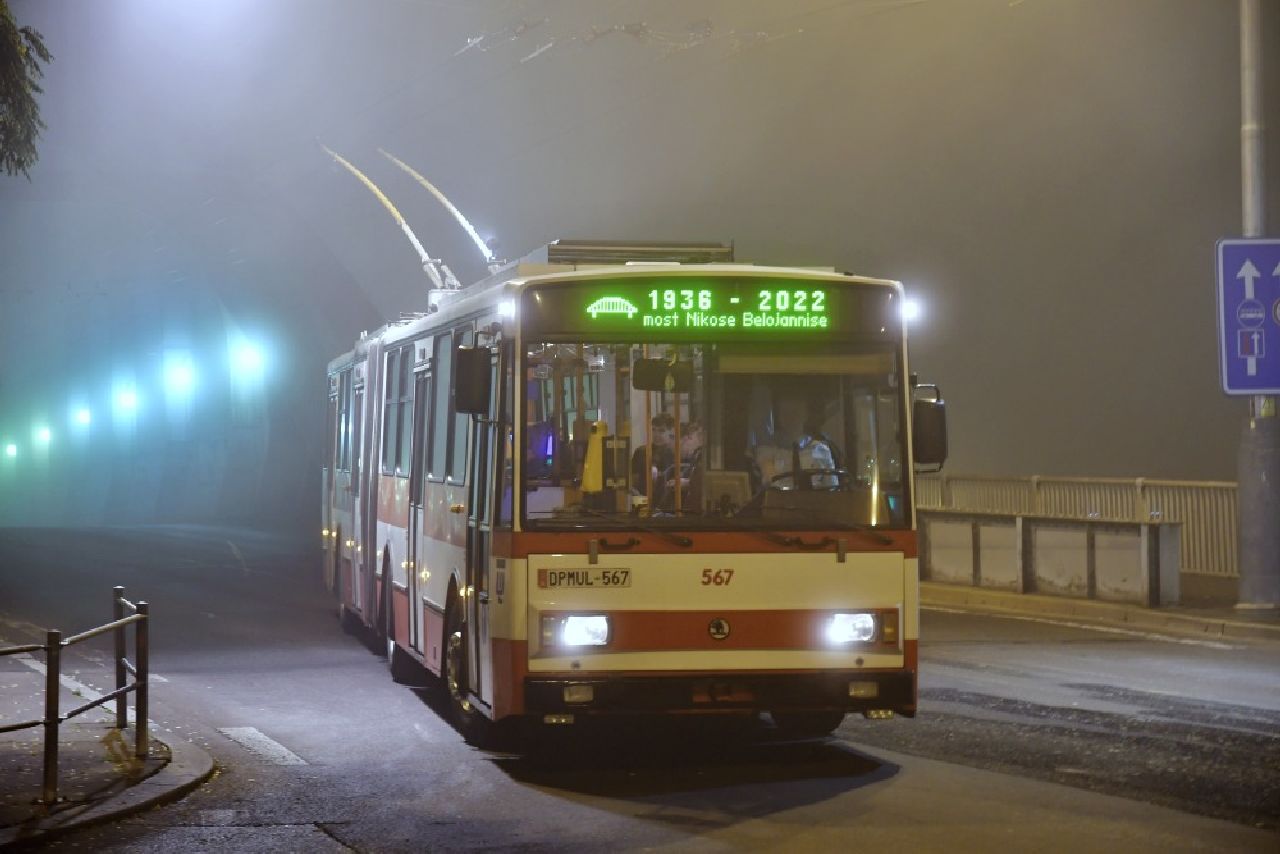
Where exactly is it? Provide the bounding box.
[0,0,52,178]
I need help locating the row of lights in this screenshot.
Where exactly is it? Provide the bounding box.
[1,339,268,461]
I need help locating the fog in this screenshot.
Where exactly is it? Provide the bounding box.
[1,0,1277,533]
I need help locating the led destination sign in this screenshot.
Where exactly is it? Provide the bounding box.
[523,277,894,339]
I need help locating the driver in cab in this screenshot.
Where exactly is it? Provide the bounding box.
[753,391,842,490]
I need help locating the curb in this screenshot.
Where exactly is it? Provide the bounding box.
[920,582,1280,643]
[0,733,215,849]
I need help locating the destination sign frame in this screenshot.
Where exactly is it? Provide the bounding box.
[521,276,897,340]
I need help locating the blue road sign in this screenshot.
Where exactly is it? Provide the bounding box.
[1217,238,1280,394]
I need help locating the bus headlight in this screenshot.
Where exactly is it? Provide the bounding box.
[542,614,610,648]
[826,613,877,645]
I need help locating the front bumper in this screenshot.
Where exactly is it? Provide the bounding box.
[524,670,915,717]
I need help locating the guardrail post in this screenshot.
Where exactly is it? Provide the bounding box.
[113,585,127,730]
[135,601,149,758]
[1030,476,1042,515]
[42,629,61,807]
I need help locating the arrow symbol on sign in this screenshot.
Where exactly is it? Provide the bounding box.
[1238,259,1260,299]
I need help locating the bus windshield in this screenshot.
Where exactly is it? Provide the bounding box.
[522,341,908,530]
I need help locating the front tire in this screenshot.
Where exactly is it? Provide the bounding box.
[443,592,486,744]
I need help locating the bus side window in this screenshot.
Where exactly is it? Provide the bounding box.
[410,371,429,503]
[396,345,413,476]
[381,347,400,475]
[429,336,451,480]
[446,327,472,485]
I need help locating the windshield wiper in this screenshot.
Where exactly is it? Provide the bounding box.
[751,524,893,548]
[827,522,894,546]
[752,531,834,550]
[572,504,693,548]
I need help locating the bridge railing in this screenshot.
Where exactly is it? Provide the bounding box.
[915,474,1238,577]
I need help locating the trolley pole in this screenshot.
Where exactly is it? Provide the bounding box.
[1236,0,1280,607]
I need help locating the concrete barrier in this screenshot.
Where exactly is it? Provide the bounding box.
[919,510,1181,606]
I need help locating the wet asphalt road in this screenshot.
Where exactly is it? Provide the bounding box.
[0,526,1276,852]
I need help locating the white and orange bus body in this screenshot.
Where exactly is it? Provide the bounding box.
[325,243,934,736]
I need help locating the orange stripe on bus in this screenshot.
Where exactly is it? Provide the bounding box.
[496,530,917,559]
[539,609,902,654]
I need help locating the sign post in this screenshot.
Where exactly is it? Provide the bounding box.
[1227,0,1278,609]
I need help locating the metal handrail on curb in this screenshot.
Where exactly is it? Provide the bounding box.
[0,585,149,809]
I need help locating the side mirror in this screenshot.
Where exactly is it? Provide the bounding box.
[454,346,492,415]
[632,358,693,393]
[912,385,947,470]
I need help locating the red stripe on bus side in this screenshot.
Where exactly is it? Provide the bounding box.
[423,607,444,677]
[492,639,528,718]
[392,586,409,645]
[377,475,409,526]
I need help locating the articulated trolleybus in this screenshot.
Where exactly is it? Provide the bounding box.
[322,240,947,741]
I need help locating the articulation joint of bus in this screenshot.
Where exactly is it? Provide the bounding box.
[322,240,947,741]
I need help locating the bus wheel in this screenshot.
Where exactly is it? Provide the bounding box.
[377,549,392,646]
[339,602,361,635]
[387,639,422,684]
[770,710,846,739]
[443,594,483,744]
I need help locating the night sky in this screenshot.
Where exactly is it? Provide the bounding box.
[1,0,1277,532]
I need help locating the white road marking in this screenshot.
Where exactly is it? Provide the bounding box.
[923,606,1239,650]
[218,726,308,765]
[2,633,167,719]
[10,651,140,722]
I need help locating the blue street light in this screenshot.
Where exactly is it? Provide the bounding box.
[4,443,16,458]
[164,358,196,395]
[112,381,141,438]
[230,340,265,378]
[73,408,92,427]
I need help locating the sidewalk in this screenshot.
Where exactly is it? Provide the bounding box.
[921,581,1280,643]
[0,650,213,848]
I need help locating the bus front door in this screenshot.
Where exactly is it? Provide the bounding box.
[465,348,498,709]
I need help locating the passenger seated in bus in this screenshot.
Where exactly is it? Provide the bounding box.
[630,413,675,504]
[662,420,704,512]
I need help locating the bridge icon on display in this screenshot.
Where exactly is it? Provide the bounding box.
[586,296,639,319]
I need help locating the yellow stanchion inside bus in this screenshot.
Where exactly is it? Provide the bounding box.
[580,421,608,493]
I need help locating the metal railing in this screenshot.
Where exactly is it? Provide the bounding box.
[0,586,149,807]
[916,474,1238,577]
